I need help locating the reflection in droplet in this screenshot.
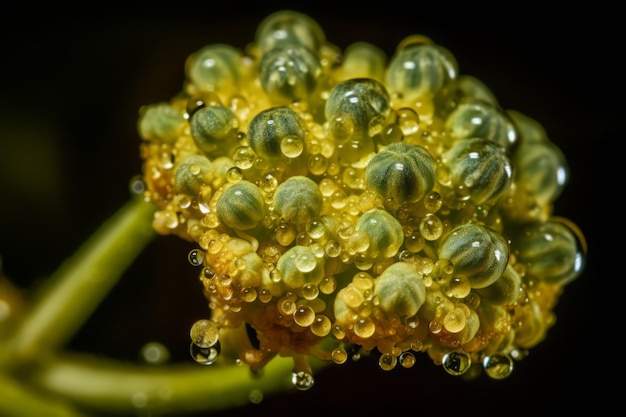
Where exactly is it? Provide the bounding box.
[483,353,514,379]
[188,249,205,266]
[139,341,170,365]
[129,175,147,196]
[190,340,221,365]
[378,352,397,370]
[399,351,416,368]
[291,371,315,390]
[249,389,264,404]
[442,351,471,375]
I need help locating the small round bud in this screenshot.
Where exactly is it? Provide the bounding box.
[216,180,265,230]
[277,245,325,289]
[190,105,240,158]
[356,209,404,259]
[247,107,305,160]
[339,41,387,82]
[137,102,185,143]
[374,262,426,317]
[442,138,513,205]
[365,142,436,204]
[385,42,458,99]
[325,78,391,144]
[438,223,509,289]
[513,138,569,206]
[514,220,583,285]
[273,176,323,224]
[259,45,322,103]
[255,10,326,54]
[474,265,522,305]
[185,44,242,95]
[174,155,213,196]
[444,99,518,149]
[434,75,498,116]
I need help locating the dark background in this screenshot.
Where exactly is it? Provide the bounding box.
[0,2,607,415]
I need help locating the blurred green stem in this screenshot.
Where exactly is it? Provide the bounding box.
[26,352,303,415]
[5,197,157,360]
[0,196,325,415]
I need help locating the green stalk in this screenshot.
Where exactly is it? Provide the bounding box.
[27,352,325,415]
[0,374,88,417]
[5,197,157,360]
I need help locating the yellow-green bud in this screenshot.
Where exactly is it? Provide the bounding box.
[216,180,265,230]
[374,262,426,317]
[356,209,404,259]
[277,245,325,289]
[273,176,323,224]
[365,142,436,204]
[438,223,509,289]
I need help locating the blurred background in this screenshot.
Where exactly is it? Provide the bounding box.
[0,2,606,415]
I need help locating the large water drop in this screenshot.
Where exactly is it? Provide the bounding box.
[442,351,471,375]
[291,371,315,390]
[483,353,513,379]
[190,340,221,365]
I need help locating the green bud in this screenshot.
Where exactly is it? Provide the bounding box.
[247,107,305,160]
[385,43,458,99]
[356,209,404,259]
[438,223,509,289]
[216,180,265,230]
[259,45,322,103]
[273,176,323,224]
[514,220,583,285]
[325,78,391,144]
[255,10,326,54]
[174,155,213,196]
[513,138,569,206]
[185,44,242,94]
[365,142,436,204]
[374,262,426,317]
[137,102,185,143]
[474,265,521,306]
[442,138,513,205]
[277,245,325,289]
[444,99,518,149]
[190,105,240,158]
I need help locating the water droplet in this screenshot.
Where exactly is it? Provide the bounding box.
[295,252,316,272]
[226,166,243,182]
[188,249,205,267]
[278,297,296,315]
[281,135,304,157]
[190,319,219,348]
[419,213,443,241]
[293,305,316,327]
[328,347,347,365]
[378,353,397,371]
[423,191,442,212]
[396,107,420,136]
[310,315,331,336]
[483,353,514,379]
[291,371,315,390]
[354,317,375,338]
[190,340,221,365]
[249,389,264,404]
[202,266,216,279]
[129,175,146,196]
[443,307,467,333]
[139,341,170,365]
[399,351,416,368]
[442,351,471,375]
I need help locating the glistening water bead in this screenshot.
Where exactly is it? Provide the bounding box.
[137,10,587,385]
